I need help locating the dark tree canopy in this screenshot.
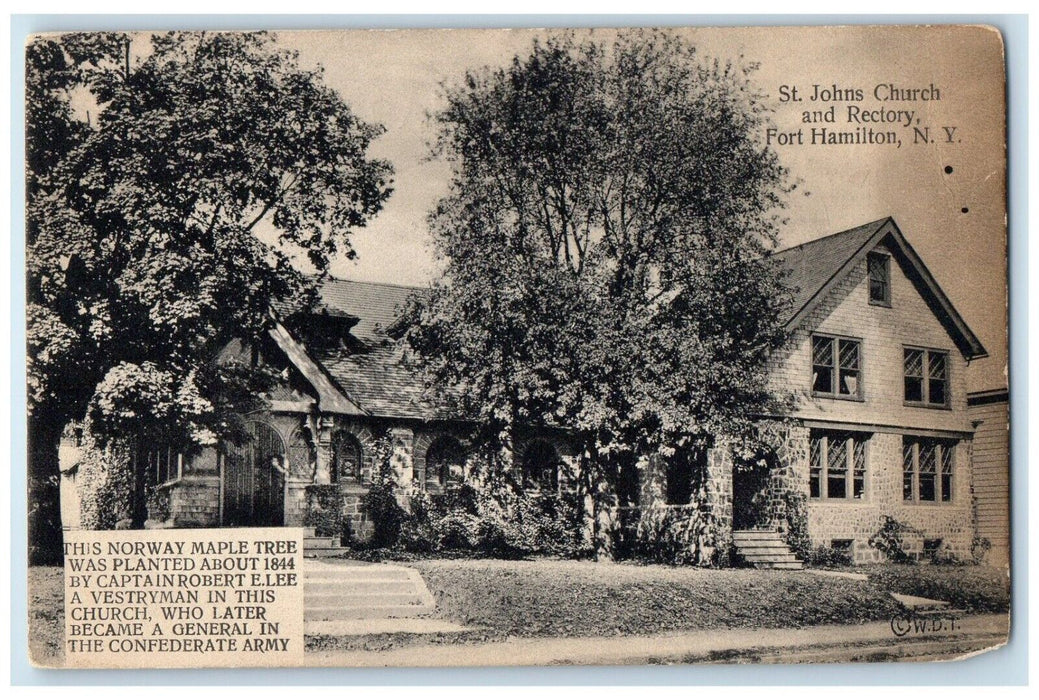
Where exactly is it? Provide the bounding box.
[407,30,792,462]
[27,31,393,448]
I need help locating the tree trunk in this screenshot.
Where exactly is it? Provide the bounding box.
[27,415,65,565]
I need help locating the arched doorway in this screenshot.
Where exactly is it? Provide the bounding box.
[222,421,286,527]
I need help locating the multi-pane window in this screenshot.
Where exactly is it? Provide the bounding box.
[904,348,949,406]
[812,335,861,398]
[903,437,955,503]
[809,430,868,500]
[868,253,891,305]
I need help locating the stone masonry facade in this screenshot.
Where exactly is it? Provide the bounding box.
[761,242,977,562]
[63,222,984,566]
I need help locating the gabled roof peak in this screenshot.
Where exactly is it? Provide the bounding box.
[774,217,986,361]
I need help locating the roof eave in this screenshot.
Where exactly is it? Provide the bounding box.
[783,217,987,362]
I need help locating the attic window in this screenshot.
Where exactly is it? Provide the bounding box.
[867,252,891,306]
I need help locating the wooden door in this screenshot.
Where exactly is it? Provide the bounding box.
[223,421,285,527]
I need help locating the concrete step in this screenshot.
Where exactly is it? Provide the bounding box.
[741,552,799,563]
[306,592,427,607]
[304,603,435,621]
[305,580,418,595]
[736,544,794,553]
[304,536,338,548]
[733,535,787,544]
[304,548,350,558]
[733,531,803,570]
[733,530,782,538]
[304,569,413,583]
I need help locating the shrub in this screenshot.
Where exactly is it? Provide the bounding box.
[363,479,407,549]
[394,473,587,559]
[806,545,853,568]
[970,535,992,565]
[781,490,811,561]
[868,515,920,564]
[610,503,722,567]
[78,437,135,530]
[304,484,346,542]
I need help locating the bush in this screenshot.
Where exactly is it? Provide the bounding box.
[363,480,407,549]
[391,474,587,559]
[304,484,346,542]
[610,503,723,567]
[781,490,811,561]
[867,515,920,564]
[78,437,135,530]
[806,545,853,568]
[970,535,992,565]
[28,472,64,565]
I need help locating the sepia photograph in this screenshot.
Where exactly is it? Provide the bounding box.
[23,23,1010,670]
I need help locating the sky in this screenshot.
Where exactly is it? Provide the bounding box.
[277,26,1007,393]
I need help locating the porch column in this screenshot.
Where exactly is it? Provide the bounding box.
[705,444,734,555]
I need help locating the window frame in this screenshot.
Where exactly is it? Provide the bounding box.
[903,346,951,409]
[810,333,865,401]
[867,252,892,307]
[808,430,869,501]
[330,430,363,484]
[902,437,956,505]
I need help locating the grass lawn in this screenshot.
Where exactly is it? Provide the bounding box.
[852,564,1011,613]
[410,558,904,638]
[31,559,1011,659]
[28,566,64,668]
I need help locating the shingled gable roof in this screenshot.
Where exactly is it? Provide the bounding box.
[268,218,985,417]
[269,278,435,418]
[773,216,987,361]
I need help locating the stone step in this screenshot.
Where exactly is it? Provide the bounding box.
[733,531,785,540]
[304,536,337,548]
[736,544,793,553]
[304,569,413,583]
[303,573,415,589]
[741,552,799,563]
[303,548,350,558]
[306,592,427,607]
[304,603,435,621]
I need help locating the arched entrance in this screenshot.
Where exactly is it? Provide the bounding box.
[222,421,286,527]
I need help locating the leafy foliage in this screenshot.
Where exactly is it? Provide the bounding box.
[28,31,391,441]
[406,29,791,493]
[868,515,921,564]
[609,504,724,567]
[363,473,586,558]
[26,31,392,528]
[303,484,347,541]
[806,545,853,568]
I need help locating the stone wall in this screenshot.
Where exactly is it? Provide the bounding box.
[168,475,220,527]
[802,432,974,562]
